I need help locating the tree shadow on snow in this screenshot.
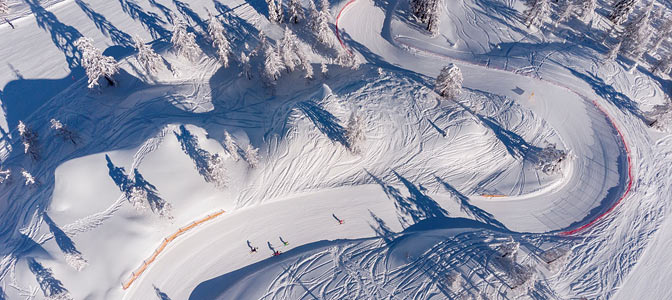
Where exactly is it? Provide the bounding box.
[75,0,133,46]
[27,257,69,298]
[118,0,171,40]
[42,214,83,259]
[154,285,172,300]
[435,176,508,230]
[296,100,351,149]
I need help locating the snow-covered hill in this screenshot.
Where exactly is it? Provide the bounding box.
[0,0,671,299]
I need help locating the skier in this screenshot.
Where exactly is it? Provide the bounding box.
[247,240,258,254]
[332,213,344,225]
[272,250,282,256]
[279,236,289,246]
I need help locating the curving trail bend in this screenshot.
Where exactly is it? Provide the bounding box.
[334,0,633,235]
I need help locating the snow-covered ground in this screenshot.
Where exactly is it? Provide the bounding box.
[1,0,671,299]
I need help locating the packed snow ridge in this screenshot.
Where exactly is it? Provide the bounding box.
[0,0,671,299]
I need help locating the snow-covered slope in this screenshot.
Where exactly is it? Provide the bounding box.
[0,0,671,299]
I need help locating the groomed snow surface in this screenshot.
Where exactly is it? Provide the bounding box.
[0,0,671,299]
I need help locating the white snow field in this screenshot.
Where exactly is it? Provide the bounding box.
[0,0,671,299]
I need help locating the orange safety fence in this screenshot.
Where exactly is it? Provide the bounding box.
[481,194,507,198]
[121,210,226,290]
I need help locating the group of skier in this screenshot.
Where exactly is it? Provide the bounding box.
[246,213,345,257]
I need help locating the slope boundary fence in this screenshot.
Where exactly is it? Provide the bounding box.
[121,209,226,290]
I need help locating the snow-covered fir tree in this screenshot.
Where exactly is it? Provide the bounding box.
[50,119,78,144]
[223,131,240,161]
[651,16,672,53]
[652,51,672,75]
[0,0,8,15]
[435,63,463,99]
[244,144,260,168]
[609,0,639,26]
[22,169,36,185]
[279,26,313,77]
[266,0,284,23]
[321,61,328,77]
[171,20,201,61]
[577,0,597,23]
[279,27,299,72]
[607,39,622,60]
[18,120,39,160]
[410,0,442,35]
[314,8,335,47]
[240,51,253,79]
[0,167,10,184]
[262,41,285,84]
[208,15,232,67]
[345,111,366,153]
[288,0,304,23]
[134,35,164,74]
[524,0,550,28]
[131,169,173,219]
[555,0,576,26]
[619,3,653,60]
[207,153,228,189]
[75,37,119,89]
[307,0,320,29]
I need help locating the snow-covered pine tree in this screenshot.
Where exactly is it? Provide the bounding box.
[308,0,320,29]
[297,48,314,79]
[223,131,240,161]
[75,37,119,89]
[171,20,201,61]
[345,111,365,153]
[524,0,550,28]
[555,0,576,26]
[315,7,335,47]
[0,167,10,184]
[207,153,228,188]
[288,0,304,23]
[435,63,463,99]
[262,41,285,84]
[651,16,672,53]
[208,15,232,67]
[609,0,639,26]
[18,120,39,160]
[244,144,260,168]
[134,35,164,74]
[240,51,253,79]
[0,0,8,15]
[50,119,78,144]
[619,2,653,60]
[577,0,597,23]
[652,51,672,75]
[266,0,284,23]
[22,169,36,185]
[607,39,622,59]
[279,27,299,72]
[426,0,441,35]
[321,61,328,77]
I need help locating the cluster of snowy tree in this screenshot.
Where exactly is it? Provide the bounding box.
[520,0,672,77]
[435,63,463,100]
[606,1,672,75]
[43,213,89,271]
[524,0,597,29]
[1,119,80,186]
[410,0,442,35]
[105,155,173,218]
[222,131,261,168]
[345,110,366,154]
